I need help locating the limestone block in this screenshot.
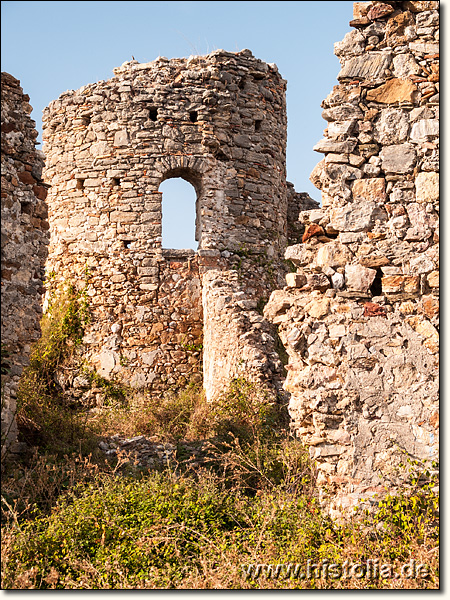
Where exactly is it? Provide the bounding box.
[409,255,435,275]
[337,52,392,81]
[98,350,117,377]
[311,444,346,459]
[331,272,345,290]
[393,54,421,79]
[351,177,386,203]
[345,264,377,292]
[263,290,293,320]
[316,241,354,269]
[408,42,439,54]
[284,243,315,266]
[321,104,363,123]
[420,295,439,318]
[304,297,330,319]
[427,271,439,288]
[113,130,129,146]
[334,30,365,56]
[367,78,418,105]
[285,272,306,288]
[330,202,387,232]
[382,275,420,295]
[90,141,112,156]
[380,143,416,173]
[327,120,357,138]
[404,1,439,11]
[374,109,410,145]
[306,273,330,292]
[410,119,439,141]
[313,138,357,154]
[415,172,439,203]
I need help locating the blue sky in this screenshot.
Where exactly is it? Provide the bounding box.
[0,1,381,247]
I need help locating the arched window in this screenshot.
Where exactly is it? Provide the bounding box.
[160,177,198,250]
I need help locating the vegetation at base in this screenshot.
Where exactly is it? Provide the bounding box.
[1,439,439,589]
[1,284,439,589]
[13,285,93,455]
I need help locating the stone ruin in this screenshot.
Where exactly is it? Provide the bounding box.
[265,0,439,515]
[1,1,439,511]
[40,48,316,404]
[1,73,49,455]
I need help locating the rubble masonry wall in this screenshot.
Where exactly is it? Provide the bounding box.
[42,50,317,401]
[1,73,49,454]
[265,0,439,516]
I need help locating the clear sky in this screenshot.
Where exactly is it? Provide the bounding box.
[0,1,369,248]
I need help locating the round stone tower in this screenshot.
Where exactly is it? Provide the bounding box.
[42,49,290,398]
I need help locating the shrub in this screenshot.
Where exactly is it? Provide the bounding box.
[15,284,93,454]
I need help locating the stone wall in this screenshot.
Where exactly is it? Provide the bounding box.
[265,0,439,516]
[1,73,49,454]
[42,50,311,401]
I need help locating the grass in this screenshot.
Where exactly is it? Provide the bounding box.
[0,284,440,589]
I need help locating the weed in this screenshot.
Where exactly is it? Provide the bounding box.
[2,361,439,590]
[15,284,93,454]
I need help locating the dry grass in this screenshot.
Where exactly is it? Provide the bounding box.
[1,293,439,590]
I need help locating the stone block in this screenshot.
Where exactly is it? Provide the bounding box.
[285,243,315,266]
[352,177,386,203]
[345,264,377,292]
[410,119,439,141]
[404,1,439,11]
[393,54,421,79]
[316,241,354,268]
[374,109,410,145]
[382,275,420,295]
[330,202,387,232]
[285,272,306,288]
[366,78,417,104]
[415,172,439,203]
[427,271,439,288]
[304,297,330,319]
[313,138,357,154]
[380,143,416,173]
[306,273,330,292]
[338,52,392,81]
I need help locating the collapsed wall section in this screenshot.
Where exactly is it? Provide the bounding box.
[42,50,292,401]
[1,73,49,454]
[265,0,439,515]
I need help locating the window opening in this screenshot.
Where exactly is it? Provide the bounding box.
[149,107,158,121]
[160,177,198,251]
[189,111,198,123]
[76,178,85,190]
[111,177,120,187]
[255,119,262,132]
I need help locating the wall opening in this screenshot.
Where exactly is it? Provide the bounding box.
[255,119,262,131]
[370,269,383,297]
[189,111,198,123]
[149,107,158,121]
[160,177,199,250]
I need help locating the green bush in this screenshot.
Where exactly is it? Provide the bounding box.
[2,461,438,589]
